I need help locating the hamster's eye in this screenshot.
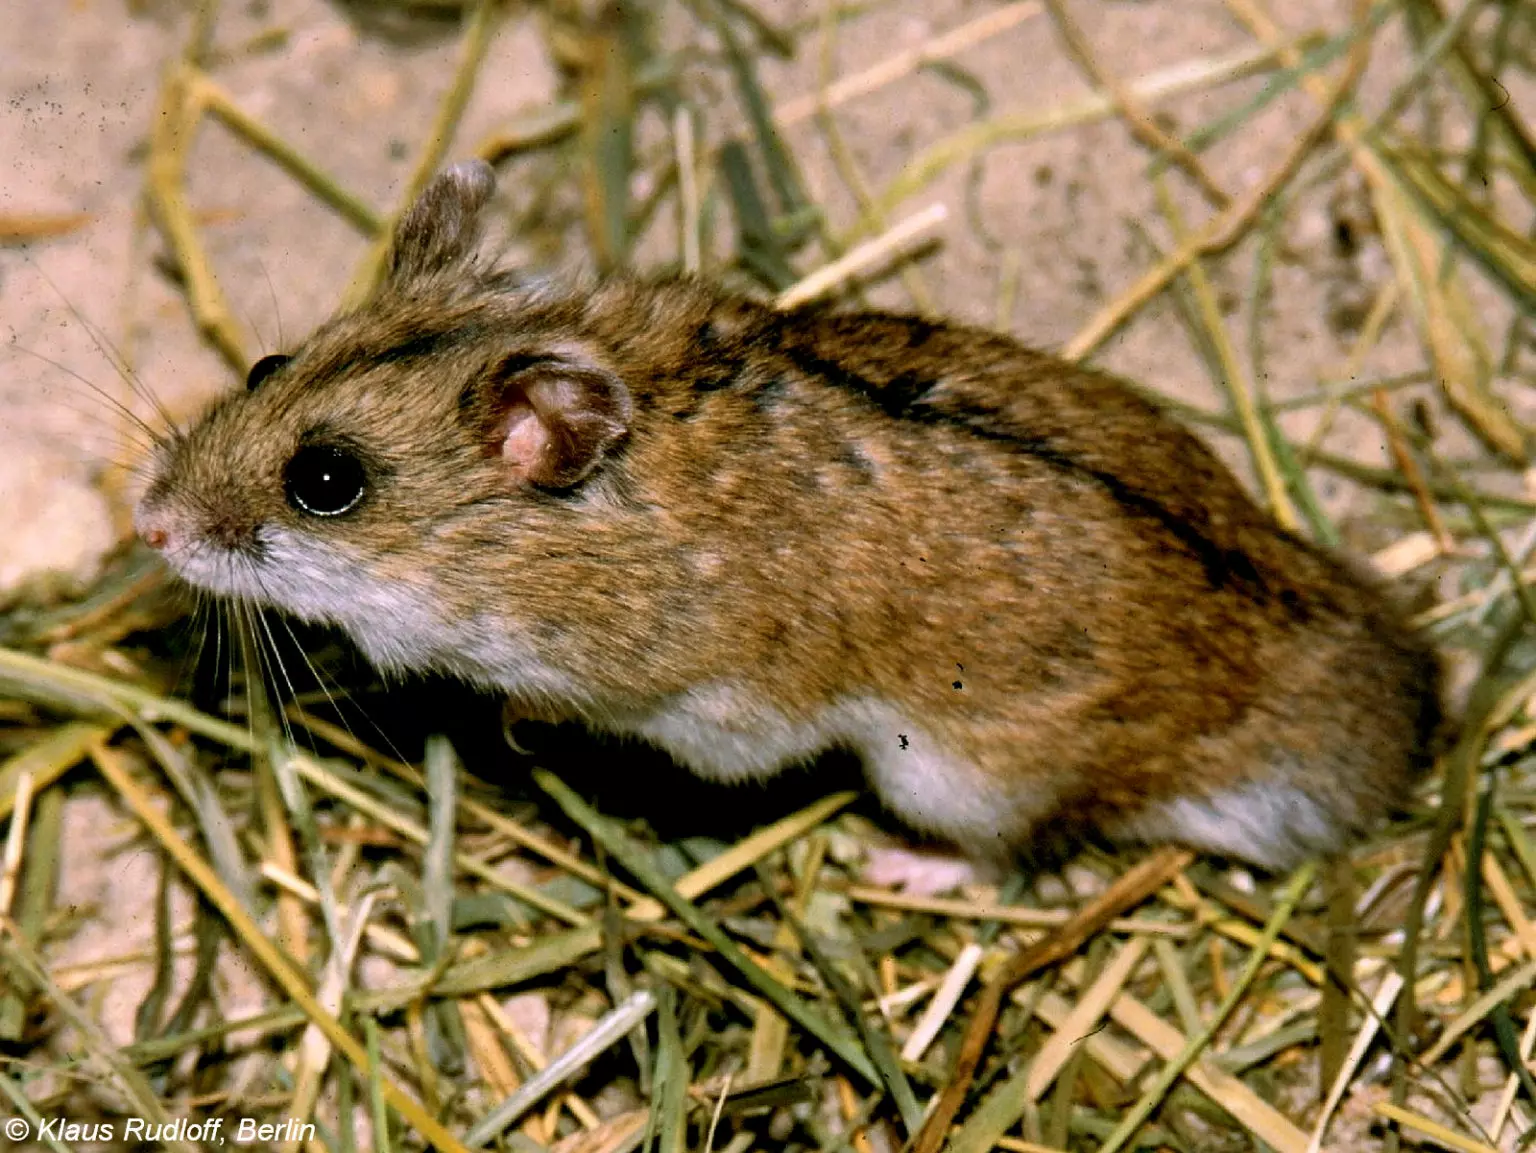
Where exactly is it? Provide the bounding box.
[284,445,368,517]
[247,353,292,391]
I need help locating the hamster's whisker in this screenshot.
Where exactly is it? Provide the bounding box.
[89,448,156,473]
[61,429,156,473]
[266,607,384,763]
[40,394,157,455]
[241,603,268,746]
[234,598,291,749]
[160,538,199,573]
[8,342,167,448]
[257,257,286,352]
[218,592,253,744]
[65,446,154,478]
[145,580,214,717]
[214,600,234,732]
[193,597,219,696]
[25,259,179,433]
[179,592,210,688]
[243,563,316,754]
[250,603,306,751]
[189,594,230,730]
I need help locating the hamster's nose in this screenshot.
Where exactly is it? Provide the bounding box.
[135,501,174,552]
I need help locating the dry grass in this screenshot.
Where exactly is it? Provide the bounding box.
[3,0,1536,1150]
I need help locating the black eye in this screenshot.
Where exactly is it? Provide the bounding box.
[284,444,368,517]
[247,353,291,391]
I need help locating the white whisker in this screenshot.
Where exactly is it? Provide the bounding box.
[24,257,179,431]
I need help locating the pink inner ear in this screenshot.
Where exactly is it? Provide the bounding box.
[501,402,549,477]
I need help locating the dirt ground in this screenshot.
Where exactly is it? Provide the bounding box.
[2,0,1532,1145]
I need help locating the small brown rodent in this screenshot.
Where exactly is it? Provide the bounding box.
[136,160,1443,870]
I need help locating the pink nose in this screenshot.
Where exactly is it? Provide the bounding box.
[135,503,174,551]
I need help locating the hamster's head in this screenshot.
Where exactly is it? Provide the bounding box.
[135,161,634,673]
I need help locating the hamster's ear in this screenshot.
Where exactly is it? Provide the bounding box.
[387,160,496,285]
[480,353,633,489]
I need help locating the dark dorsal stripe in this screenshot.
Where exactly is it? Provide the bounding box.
[760,311,1285,603]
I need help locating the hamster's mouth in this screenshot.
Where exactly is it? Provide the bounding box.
[154,525,583,697]
[156,527,461,672]
[154,538,279,606]
[149,526,364,623]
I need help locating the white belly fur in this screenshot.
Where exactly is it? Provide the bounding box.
[612,683,1048,847]
[1112,778,1340,870]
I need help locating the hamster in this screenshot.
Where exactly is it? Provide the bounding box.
[135,160,1444,870]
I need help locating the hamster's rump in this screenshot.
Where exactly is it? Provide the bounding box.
[136,161,1444,870]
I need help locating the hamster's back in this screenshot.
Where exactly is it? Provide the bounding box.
[566,279,1443,867]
